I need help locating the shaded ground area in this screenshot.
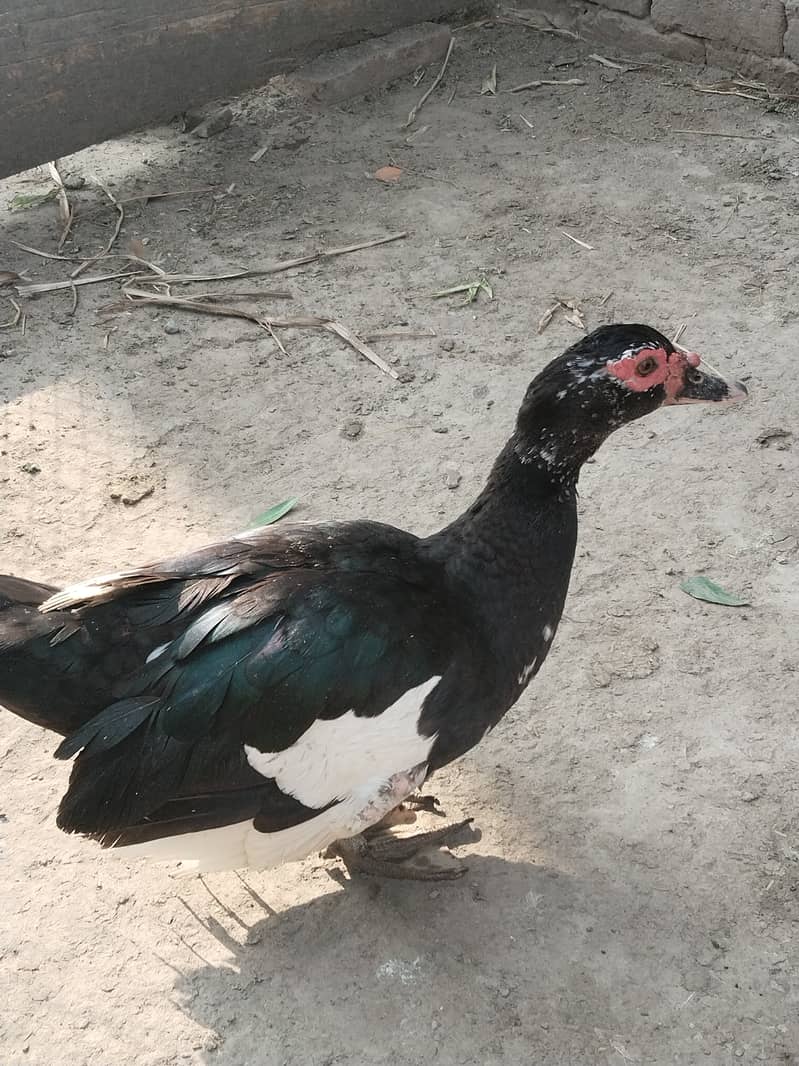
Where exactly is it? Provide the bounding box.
[1,19,798,1066]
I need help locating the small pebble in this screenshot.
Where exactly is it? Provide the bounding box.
[342,419,363,440]
[192,107,234,139]
[164,320,181,335]
[439,338,456,352]
[20,462,40,474]
[432,425,449,434]
[444,467,461,490]
[396,368,416,384]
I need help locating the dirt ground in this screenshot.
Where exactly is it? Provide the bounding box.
[2,17,799,1066]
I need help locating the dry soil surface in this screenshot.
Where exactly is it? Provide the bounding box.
[1,19,798,1066]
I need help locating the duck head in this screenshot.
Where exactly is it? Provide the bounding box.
[514,323,747,481]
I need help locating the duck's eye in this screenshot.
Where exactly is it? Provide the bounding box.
[636,355,658,376]
[687,368,703,385]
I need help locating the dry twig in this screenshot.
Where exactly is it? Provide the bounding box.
[589,53,639,72]
[365,329,436,341]
[673,128,770,140]
[0,298,22,330]
[561,230,594,251]
[15,269,139,297]
[123,287,398,379]
[47,162,75,251]
[9,238,80,263]
[117,186,217,205]
[238,231,408,276]
[72,178,125,279]
[405,37,455,127]
[506,78,585,94]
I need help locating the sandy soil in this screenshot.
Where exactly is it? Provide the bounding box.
[2,18,798,1066]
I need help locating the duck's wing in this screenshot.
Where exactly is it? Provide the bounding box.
[48,523,458,870]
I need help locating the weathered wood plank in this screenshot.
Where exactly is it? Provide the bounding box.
[0,0,470,178]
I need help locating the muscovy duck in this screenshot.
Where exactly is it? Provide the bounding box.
[0,325,746,880]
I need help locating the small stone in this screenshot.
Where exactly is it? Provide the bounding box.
[396,368,416,384]
[432,425,449,434]
[63,174,86,190]
[444,467,461,490]
[164,319,181,335]
[499,986,510,998]
[191,107,234,139]
[20,462,40,474]
[244,930,262,946]
[110,474,156,506]
[342,419,364,440]
[439,338,455,352]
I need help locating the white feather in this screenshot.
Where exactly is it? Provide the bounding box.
[244,675,441,808]
[518,657,537,686]
[40,571,128,612]
[116,765,428,872]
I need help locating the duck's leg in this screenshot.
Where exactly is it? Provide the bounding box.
[324,819,478,882]
[403,793,445,816]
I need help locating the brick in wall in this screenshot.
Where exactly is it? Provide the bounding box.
[651,0,787,58]
[785,1,799,61]
[578,5,705,61]
[706,43,799,90]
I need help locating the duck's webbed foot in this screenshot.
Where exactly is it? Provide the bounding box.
[324,819,479,882]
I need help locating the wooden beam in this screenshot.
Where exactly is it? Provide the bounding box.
[0,0,470,179]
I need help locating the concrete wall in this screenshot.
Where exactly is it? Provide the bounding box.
[516,0,799,87]
[0,0,473,179]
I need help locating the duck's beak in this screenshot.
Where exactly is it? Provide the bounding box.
[665,355,749,406]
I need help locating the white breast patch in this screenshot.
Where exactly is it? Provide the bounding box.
[244,675,441,809]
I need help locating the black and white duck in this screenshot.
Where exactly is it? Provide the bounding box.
[0,324,746,880]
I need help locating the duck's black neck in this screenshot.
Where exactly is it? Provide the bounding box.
[428,426,579,562]
[423,430,580,690]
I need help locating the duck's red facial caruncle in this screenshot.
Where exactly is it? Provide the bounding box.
[606,345,702,402]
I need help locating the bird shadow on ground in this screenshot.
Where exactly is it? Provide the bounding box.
[169,849,669,1066]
